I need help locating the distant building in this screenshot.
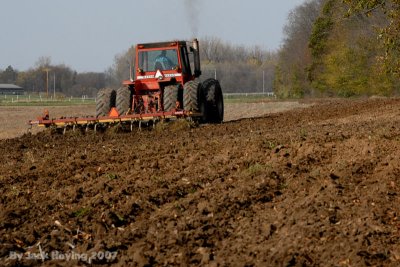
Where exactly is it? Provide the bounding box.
[0,84,24,95]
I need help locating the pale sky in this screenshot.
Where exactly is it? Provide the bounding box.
[1,0,306,72]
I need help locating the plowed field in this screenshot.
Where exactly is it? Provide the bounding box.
[1,98,400,266]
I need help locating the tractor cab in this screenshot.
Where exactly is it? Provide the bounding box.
[127,40,201,91]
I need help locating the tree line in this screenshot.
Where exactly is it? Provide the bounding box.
[0,39,276,97]
[0,57,109,97]
[275,0,400,98]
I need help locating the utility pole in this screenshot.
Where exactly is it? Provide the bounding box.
[53,73,56,99]
[43,68,50,98]
[263,70,265,94]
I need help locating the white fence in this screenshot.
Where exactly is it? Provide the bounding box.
[223,92,275,98]
[1,94,95,104]
[201,68,275,94]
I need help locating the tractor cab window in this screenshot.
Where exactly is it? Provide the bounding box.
[180,46,191,75]
[138,49,179,72]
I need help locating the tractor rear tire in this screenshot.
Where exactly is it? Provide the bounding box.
[202,78,224,123]
[96,88,117,117]
[163,85,179,111]
[183,80,201,112]
[116,87,131,115]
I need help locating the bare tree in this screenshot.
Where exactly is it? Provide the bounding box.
[35,56,52,68]
[105,46,135,87]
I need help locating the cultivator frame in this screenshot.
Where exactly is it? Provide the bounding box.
[28,109,202,133]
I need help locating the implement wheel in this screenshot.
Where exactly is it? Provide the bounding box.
[116,87,132,115]
[96,88,117,117]
[163,85,179,111]
[201,78,224,123]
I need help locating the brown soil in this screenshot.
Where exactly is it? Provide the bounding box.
[1,98,399,266]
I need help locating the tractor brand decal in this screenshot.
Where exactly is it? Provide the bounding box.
[155,70,163,79]
[165,73,182,78]
[137,75,155,79]
[137,73,182,80]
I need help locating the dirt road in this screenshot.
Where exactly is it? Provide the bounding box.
[0,98,399,266]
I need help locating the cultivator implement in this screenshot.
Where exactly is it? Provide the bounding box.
[28,108,202,133]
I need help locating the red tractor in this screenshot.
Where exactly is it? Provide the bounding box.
[29,39,223,131]
[96,39,224,123]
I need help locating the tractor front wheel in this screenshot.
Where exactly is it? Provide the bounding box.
[116,87,132,115]
[96,88,117,117]
[163,85,179,111]
[183,80,201,112]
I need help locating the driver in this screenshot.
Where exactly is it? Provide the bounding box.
[155,50,174,70]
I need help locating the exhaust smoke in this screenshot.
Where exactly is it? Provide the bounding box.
[184,0,200,37]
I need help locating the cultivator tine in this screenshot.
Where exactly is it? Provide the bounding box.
[63,127,67,135]
[139,121,142,131]
[94,124,98,133]
[85,125,89,133]
[130,121,134,132]
[72,124,76,132]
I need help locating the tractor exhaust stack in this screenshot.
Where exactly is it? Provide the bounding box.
[192,38,201,78]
